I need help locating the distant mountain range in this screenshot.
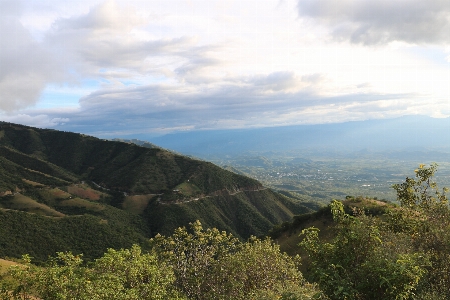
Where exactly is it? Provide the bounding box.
[145,116,450,157]
[0,122,314,261]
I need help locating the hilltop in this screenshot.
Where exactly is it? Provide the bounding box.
[0,122,313,261]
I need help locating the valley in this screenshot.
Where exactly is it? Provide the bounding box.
[212,154,450,203]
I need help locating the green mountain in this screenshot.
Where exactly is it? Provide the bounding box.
[0,122,313,261]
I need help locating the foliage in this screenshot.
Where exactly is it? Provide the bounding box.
[2,246,182,300]
[1,222,325,300]
[300,200,429,300]
[298,164,450,299]
[0,209,149,263]
[392,163,448,209]
[390,164,450,298]
[151,221,324,300]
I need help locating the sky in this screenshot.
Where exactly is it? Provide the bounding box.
[1,0,450,138]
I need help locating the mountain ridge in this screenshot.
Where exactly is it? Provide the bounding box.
[0,122,314,261]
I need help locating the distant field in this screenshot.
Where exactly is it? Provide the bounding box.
[214,155,450,203]
[67,184,103,200]
[123,194,156,214]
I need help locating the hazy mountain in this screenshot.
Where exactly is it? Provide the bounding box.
[147,116,450,157]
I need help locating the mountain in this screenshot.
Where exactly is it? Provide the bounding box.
[0,122,313,261]
[146,115,450,157]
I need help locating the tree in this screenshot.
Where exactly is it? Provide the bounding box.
[300,200,428,300]
[151,220,324,300]
[3,246,183,300]
[391,164,450,298]
[392,163,448,209]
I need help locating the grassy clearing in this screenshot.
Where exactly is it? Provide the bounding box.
[175,182,202,197]
[38,188,71,202]
[6,194,65,217]
[22,179,45,187]
[123,194,156,214]
[0,259,17,275]
[59,198,104,211]
[67,184,103,201]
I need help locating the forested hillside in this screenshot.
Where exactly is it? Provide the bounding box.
[0,122,313,261]
[2,164,450,299]
[2,123,450,299]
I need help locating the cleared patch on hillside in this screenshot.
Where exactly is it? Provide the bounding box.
[2,193,65,217]
[59,198,105,212]
[38,188,71,202]
[66,184,103,201]
[22,179,45,187]
[175,182,202,197]
[0,258,17,275]
[123,194,156,214]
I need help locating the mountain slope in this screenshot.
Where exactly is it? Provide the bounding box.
[0,122,313,260]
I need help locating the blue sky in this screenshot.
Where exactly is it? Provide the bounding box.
[1,0,450,137]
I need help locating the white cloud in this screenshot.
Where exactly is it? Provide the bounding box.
[23,73,418,137]
[1,0,450,137]
[0,113,69,128]
[0,0,62,111]
[297,0,450,45]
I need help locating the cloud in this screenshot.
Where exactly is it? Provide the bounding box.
[297,0,450,45]
[2,0,449,136]
[247,72,300,92]
[0,0,61,111]
[44,0,223,82]
[0,0,21,17]
[25,72,416,137]
[54,0,145,32]
[0,113,69,128]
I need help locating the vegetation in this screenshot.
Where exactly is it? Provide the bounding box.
[0,122,310,261]
[0,222,324,300]
[5,122,450,298]
[297,163,450,299]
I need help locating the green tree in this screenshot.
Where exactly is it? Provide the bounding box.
[151,220,324,300]
[391,164,450,298]
[300,200,428,300]
[392,163,448,209]
[3,246,183,300]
